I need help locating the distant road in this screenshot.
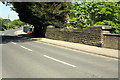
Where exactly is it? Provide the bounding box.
[1,29,118,78]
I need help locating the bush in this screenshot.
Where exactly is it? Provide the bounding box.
[95,20,120,34]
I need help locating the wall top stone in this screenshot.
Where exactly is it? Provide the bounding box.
[92,25,112,30]
[104,34,120,37]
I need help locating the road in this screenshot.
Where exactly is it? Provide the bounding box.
[1,29,118,78]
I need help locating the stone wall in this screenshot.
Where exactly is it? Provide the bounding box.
[103,34,120,50]
[46,25,120,50]
[46,26,103,47]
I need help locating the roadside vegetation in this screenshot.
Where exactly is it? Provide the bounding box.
[67,2,120,34]
[0,17,26,31]
[3,2,120,36]
[9,2,69,37]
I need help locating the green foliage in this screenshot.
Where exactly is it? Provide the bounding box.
[0,18,11,30]
[95,20,120,34]
[4,2,120,34]
[7,2,70,37]
[11,19,26,26]
[0,17,3,21]
[0,17,4,31]
[11,2,70,28]
[2,19,11,25]
[1,17,26,30]
[89,2,120,23]
[68,2,90,29]
[68,2,120,33]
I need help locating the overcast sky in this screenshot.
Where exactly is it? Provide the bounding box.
[0,2,19,21]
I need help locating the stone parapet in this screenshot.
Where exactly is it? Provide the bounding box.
[46,25,120,50]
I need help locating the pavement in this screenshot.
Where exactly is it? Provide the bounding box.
[15,30,119,59]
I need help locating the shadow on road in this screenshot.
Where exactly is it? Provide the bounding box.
[0,34,40,44]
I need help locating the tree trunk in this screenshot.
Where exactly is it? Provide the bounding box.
[33,24,47,38]
[42,25,47,37]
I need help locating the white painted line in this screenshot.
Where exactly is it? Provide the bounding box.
[11,42,17,44]
[43,55,76,68]
[20,45,32,51]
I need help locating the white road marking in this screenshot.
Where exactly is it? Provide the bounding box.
[43,55,76,68]
[20,45,32,51]
[11,42,17,44]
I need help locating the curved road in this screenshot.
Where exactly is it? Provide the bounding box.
[1,29,118,78]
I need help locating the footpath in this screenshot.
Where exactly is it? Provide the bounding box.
[15,30,119,59]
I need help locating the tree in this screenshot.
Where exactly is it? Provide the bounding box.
[0,17,4,31]
[11,19,26,26]
[0,16,26,30]
[68,2,91,29]
[2,19,11,25]
[91,2,120,33]
[10,2,70,37]
[89,2,120,24]
[0,18,11,30]
[68,2,120,33]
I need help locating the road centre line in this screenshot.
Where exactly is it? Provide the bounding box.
[43,55,76,68]
[11,42,17,44]
[20,45,33,51]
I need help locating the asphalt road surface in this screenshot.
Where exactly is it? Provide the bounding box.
[1,29,118,78]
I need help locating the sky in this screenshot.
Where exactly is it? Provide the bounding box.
[0,2,19,21]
